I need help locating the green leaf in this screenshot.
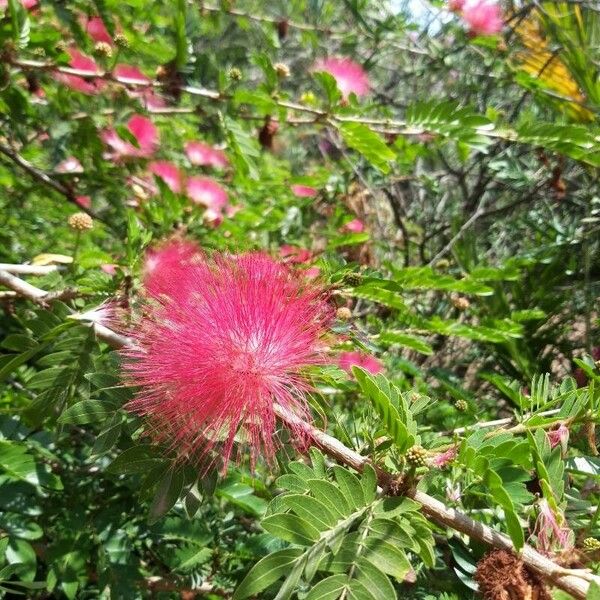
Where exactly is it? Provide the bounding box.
[280,494,338,530]
[106,445,163,475]
[173,544,212,572]
[379,331,433,355]
[173,0,187,68]
[57,400,112,425]
[306,479,351,519]
[339,122,396,174]
[0,342,48,385]
[1,335,36,352]
[353,369,414,451]
[353,559,397,600]
[351,283,407,311]
[222,115,260,180]
[587,581,600,599]
[148,467,184,523]
[360,464,377,503]
[0,442,38,486]
[332,466,365,510]
[313,71,343,106]
[305,574,348,600]
[362,538,411,581]
[233,548,303,599]
[406,100,493,152]
[261,513,320,545]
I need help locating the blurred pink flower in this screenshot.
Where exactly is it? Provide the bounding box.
[56,157,83,173]
[113,64,149,82]
[448,0,465,11]
[143,239,202,301]
[149,161,183,193]
[225,204,241,218]
[291,184,318,198]
[123,251,334,470]
[446,482,462,502]
[547,423,569,455]
[84,16,113,45]
[76,195,92,208]
[186,176,228,210]
[532,499,574,556]
[312,57,370,98]
[342,218,365,233]
[58,49,104,95]
[462,1,503,35]
[0,0,37,9]
[101,264,117,276]
[113,64,165,109]
[203,208,223,228]
[71,300,117,329]
[304,266,321,279]
[101,114,159,159]
[184,141,229,169]
[431,446,458,468]
[280,245,312,264]
[339,351,384,376]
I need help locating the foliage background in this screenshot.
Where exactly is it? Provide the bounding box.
[0,0,599,598]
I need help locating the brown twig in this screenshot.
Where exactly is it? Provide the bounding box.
[0,269,131,348]
[0,263,64,275]
[9,58,524,145]
[0,141,110,227]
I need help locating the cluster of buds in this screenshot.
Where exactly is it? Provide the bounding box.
[68,212,93,231]
[228,67,242,82]
[405,445,428,468]
[94,41,113,58]
[274,63,290,78]
[583,537,600,552]
[455,399,468,411]
[114,33,129,49]
[451,293,470,310]
[336,307,352,321]
[343,272,363,287]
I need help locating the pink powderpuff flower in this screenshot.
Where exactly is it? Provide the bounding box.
[448,0,465,11]
[113,64,149,83]
[184,141,229,169]
[149,161,183,194]
[101,114,159,159]
[0,0,37,9]
[280,245,312,264]
[339,351,384,376]
[113,64,165,109]
[445,481,461,503]
[69,300,117,329]
[123,251,334,470]
[312,57,370,98]
[532,499,574,556]
[142,239,201,301]
[547,423,569,455]
[83,16,113,45]
[76,195,92,209]
[342,218,365,233]
[462,1,503,36]
[57,49,104,95]
[431,446,458,468]
[291,184,318,198]
[304,266,321,279]
[186,176,228,210]
[55,156,83,174]
[101,263,117,276]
